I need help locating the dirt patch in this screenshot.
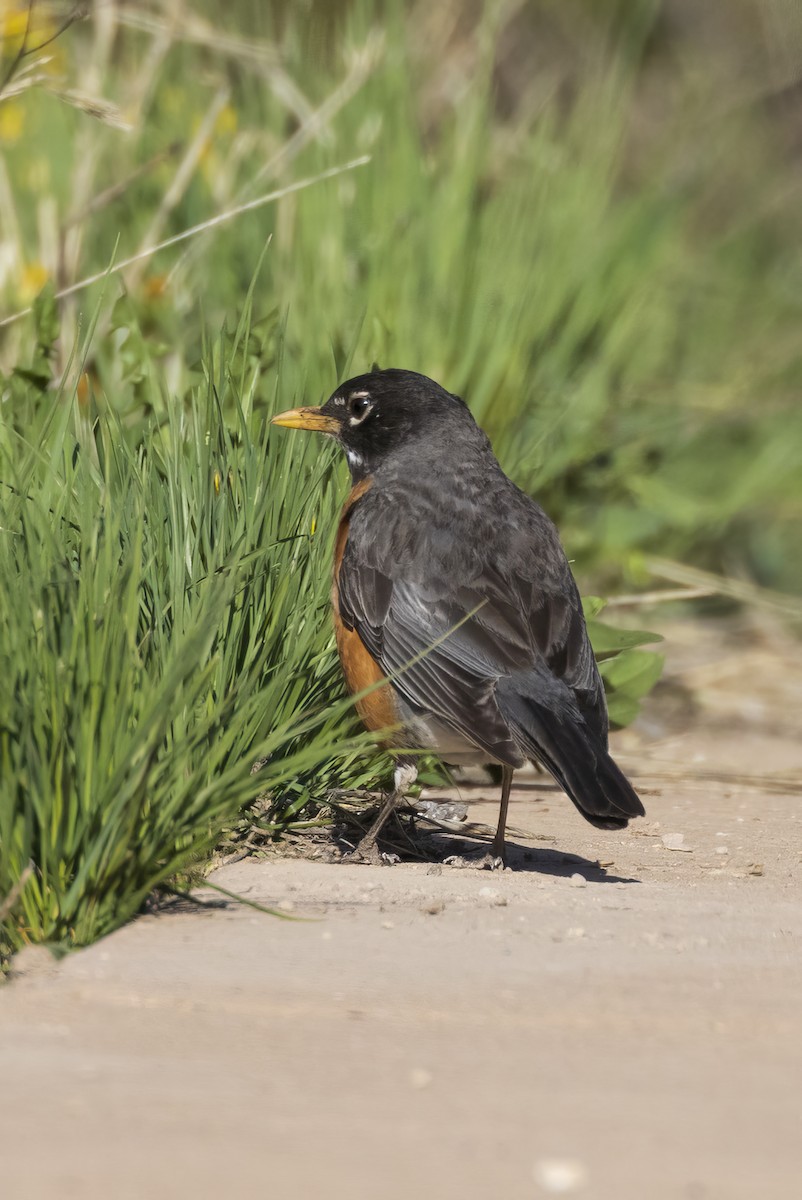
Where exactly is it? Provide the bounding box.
[1,618,801,1199]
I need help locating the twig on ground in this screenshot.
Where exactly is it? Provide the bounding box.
[198,878,305,920]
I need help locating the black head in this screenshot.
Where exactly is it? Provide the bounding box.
[272,368,475,480]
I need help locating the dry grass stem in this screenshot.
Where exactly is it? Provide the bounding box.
[50,86,132,128]
[125,86,230,290]
[0,156,371,328]
[606,587,717,608]
[647,559,802,621]
[115,4,315,127]
[167,34,383,284]
[63,141,183,228]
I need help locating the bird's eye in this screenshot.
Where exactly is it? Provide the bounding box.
[348,394,372,420]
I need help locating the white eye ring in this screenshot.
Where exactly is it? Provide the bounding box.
[347,391,373,424]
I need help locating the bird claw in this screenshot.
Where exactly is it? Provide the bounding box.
[347,841,381,866]
[444,852,505,871]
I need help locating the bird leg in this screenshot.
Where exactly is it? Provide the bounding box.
[492,765,514,860]
[352,761,418,864]
[445,765,514,870]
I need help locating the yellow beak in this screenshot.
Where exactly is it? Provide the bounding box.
[270,406,339,434]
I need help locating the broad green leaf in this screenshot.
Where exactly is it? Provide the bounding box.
[599,649,665,699]
[586,618,664,657]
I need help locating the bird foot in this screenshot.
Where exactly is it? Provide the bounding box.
[444,851,505,871]
[348,839,400,866]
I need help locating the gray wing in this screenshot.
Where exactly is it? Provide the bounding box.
[337,492,607,763]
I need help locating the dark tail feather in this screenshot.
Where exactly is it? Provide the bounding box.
[498,693,644,830]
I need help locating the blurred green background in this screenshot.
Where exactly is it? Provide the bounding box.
[1,0,800,956]
[3,0,802,588]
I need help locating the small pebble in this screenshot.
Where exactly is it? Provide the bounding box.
[533,1158,588,1193]
[569,873,586,888]
[422,900,445,916]
[715,847,729,856]
[747,863,764,876]
[381,920,394,929]
[478,886,507,906]
[661,833,693,852]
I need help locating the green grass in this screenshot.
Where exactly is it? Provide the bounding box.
[0,289,386,958]
[1,0,800,956]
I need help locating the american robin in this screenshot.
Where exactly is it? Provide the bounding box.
[272,368,644,865]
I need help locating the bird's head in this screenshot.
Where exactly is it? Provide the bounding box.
[271,368,473,480]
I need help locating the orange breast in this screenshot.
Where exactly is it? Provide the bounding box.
[332,479,398,736]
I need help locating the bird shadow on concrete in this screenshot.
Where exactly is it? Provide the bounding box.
[406,784,641,882]
[417,831,640,884]
[504,843,639,884]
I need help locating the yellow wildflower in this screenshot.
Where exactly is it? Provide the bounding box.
[193,103,238,163]
[1,3,54,50]
[143,274,168,300]
[214,104,237,137]
[1,7,33,44]
[0,101,24,144]
[19,262,49,301]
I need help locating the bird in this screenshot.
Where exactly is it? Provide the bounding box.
[271,368,644,866]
